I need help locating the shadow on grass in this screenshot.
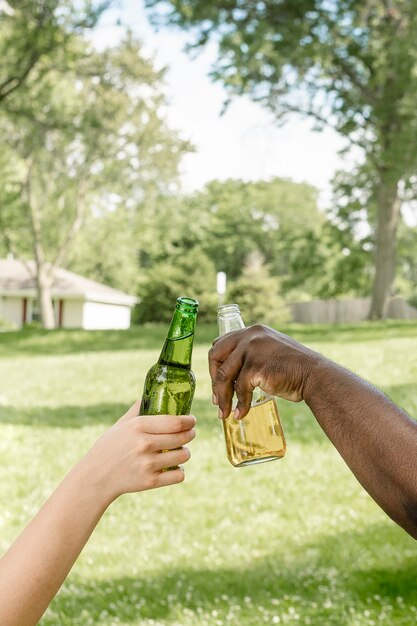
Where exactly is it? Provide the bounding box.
[275,381,417,447]
[0,325,219,358]
[2,381,415,442]
[0,326,170,358]
[0,402,127,428]
[0,397,327,446]
[1,320,417,359]
[43,523,417,625]
[0,399,222,439]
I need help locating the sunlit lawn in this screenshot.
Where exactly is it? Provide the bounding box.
[1,321,417,626]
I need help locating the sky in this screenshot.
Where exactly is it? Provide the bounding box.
[93,0,347,207]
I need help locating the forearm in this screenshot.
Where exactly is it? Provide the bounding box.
[0,458,109,626]
[305,358,417,538]
[0,404,195,625]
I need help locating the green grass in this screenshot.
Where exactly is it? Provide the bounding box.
[1,321,417,626]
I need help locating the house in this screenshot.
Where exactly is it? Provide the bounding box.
[0,258,138,330]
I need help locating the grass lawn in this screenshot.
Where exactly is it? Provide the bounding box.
[1,321,417,626]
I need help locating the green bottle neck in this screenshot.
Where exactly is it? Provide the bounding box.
[158,306,197,369]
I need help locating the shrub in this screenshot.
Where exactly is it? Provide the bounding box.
[135,248,218,323]
[227,262,290,327]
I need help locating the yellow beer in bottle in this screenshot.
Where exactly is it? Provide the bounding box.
[218,303,286,467]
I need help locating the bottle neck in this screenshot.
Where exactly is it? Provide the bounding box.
[217,303,269,404]
[218,304,245,336]
[159,306,197,369]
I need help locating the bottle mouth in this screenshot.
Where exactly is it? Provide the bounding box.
[176,296,199,312]
[218,303,240,317]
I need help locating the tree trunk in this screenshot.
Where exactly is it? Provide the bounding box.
[368,178,401,320]
[25,160,56,330]
[36,264,55,329]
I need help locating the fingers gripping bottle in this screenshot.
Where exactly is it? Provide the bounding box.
[218,304,286,468]
[140,297,199,417]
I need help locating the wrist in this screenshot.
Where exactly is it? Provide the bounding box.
[65,453,117,513]
[302,354,333,406]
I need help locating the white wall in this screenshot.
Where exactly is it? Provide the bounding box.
[0,296,132,329]
[82,301,131,330]
[0,296,23,328]
[62,299,84,328]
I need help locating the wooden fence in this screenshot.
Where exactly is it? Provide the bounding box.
[290,296,417,324]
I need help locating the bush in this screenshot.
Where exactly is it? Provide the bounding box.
[135,248,218,323]
[407,294,417,310]
[227,262,290,327]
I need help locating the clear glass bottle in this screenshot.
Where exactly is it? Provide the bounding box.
[218,303,286,467]
[140,297,199,416]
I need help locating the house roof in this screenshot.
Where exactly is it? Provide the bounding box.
[0,259,137,306]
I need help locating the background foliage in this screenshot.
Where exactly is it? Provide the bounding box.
[0,0,416,323]
[146,0,417,319]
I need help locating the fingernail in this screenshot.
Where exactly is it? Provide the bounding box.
[191,415,197,425]
[184,447,191,459]
[218,408,223,419]
[212,392,218,406]
[233,408,240,420]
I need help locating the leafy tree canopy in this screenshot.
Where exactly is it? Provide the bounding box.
[146,0,417,318]
[0,0,109,103]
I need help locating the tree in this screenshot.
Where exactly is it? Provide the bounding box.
[68,207,139,294]
[135,247,218,323]
[0,0,108,103]
[0,35,190,328]
[227,252,289,326]
[146,0,417,318]
[132,176,322,321]
[185,178,321,280]
[396,222,417,306]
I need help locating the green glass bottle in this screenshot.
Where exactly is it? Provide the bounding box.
[139,297,199,417]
